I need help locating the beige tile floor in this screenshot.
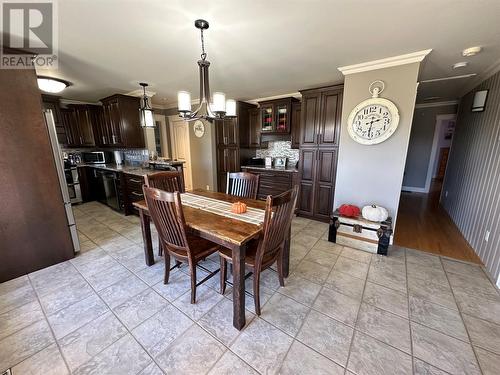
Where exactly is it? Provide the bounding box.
[1,201,500,374]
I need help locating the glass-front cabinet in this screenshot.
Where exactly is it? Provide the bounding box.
[258,97,298,134]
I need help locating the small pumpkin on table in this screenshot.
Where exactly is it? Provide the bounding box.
[231,201,247,214]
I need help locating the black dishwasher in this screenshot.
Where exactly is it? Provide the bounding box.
[95,169,122,212]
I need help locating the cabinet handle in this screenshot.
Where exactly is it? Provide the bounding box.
[224,136,227,145]
[112,135,117,144]
[131,191,144,197]
[129,178,142,183]
[80,136,83,144]
[102,136,106,144]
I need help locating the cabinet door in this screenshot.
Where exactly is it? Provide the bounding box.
[319,89,342,147]
[61,109,79,147]
[297,148,316,215]
[104,100,123,146]
[313,149,337,219]
[300,92,321,146]
[92,106,110,146]
[274,100,291,133]
[290,102,301,149]
[75,107,95,146]
[248,108,261,148]
[260,104,274,133]
[224,118,238,147]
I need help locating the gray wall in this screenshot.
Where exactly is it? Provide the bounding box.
[403,104,457,188]
[334,63,420,227]
[441,71,500,284]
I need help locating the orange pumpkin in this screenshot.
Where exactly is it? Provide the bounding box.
[231,202,247,214]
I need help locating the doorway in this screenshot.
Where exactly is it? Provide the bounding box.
[169,116,193,191]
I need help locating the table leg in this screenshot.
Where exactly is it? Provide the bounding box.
[283,228,291,277]
[232,243,246,330]
[139,209,155,266]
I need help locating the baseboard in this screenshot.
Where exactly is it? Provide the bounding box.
[401,186,428,193]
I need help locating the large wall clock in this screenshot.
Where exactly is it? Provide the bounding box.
[347,81,400,145]
[193,120,205,138]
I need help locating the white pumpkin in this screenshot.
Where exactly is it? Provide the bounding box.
[362,205,389,222]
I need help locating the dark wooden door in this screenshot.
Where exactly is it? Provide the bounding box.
[0,67,74,282]
[298,148,316,216]
[291,102,301,149]
[248,108,261,148]
[437,147,450,179]
[107,99,123,146]
[74,106,95,146]
[274,99,291,133]
[61,108,79,147]
[319,89,342,147]
[313,149,337,219]
[300,92,321,146]
[92,106,110,147]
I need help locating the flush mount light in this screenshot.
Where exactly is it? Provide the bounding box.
[462,46,482,57]
[177,19,236,121]
[472,90,488,112]
[37,76,70,93]
[453,62,468,69]
[139,82,155,128]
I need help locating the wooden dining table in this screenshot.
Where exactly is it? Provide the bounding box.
[133,189,291,330]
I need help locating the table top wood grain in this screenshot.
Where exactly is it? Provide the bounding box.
[133,189,266,247]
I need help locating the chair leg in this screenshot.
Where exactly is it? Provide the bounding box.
[220,257,227,295]
[164,252,170,284]
[158,240,163,256]
[277,251,285,287]
[253,271,261,316]
[189,262,197,304]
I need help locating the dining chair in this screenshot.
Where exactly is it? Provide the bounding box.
[145,171,185,256]
[143,186,220,303]
[226,172,259,200]
[218,186,298,315]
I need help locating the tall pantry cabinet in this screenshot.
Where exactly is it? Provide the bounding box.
[298,85,343,221]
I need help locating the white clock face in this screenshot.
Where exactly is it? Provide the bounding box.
[193,120,205,138]
[347,98,399,145]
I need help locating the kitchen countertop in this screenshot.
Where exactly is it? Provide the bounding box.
[241,165,299,173]
[78,161,185,177]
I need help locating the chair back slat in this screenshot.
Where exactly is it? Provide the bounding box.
[226,172,259,200]
[145,171,184,193]
[143,186,188,252]
[255,186,298,266]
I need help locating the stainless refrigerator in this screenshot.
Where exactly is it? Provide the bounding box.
[44,109,80,253]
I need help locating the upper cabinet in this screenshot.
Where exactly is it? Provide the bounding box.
[100,94,145,149]
[258,97,299,135]
[299,86,343,148]
[61,105,99,147]
[41,94,67,145]
[290,101,301,149]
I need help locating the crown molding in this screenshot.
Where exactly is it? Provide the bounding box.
[459,56,500,97]
[414,100,459,109]
[245,92,301,105]
[338,49,432,75]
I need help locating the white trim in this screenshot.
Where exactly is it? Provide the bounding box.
[415,100,459,109]
[245,92,302,105]
[60,99,100,106]
[402,186,428,193]
[338,49,432,75]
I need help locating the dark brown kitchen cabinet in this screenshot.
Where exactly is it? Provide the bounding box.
[248,108,262,148]
[216,118,238,147]
[217,147,239,193]
[258,97,299,134]
[100,94,145,148]
[291,102,301,149]
[60,108,78,147]
[298,84,343,222]
[61,105,99,147]
[299,85,342,147]
[241,167,299,201]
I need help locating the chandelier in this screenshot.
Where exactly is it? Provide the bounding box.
[177,19,236,121]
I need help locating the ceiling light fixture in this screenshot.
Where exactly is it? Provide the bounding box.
[37,76,70,93]
[462,46,482,57]
[177,19,236,121]
[453,62,468,69]
[139,82,155,128]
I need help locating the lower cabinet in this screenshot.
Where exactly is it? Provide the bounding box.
[298,148,338,221]
[241,167,299,200]
[123,173,145,215]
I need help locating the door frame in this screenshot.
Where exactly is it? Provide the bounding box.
[168,115,193,190]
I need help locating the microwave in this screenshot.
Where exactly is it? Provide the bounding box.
[81,151,113,164]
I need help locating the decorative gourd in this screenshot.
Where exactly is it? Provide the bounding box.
[338,204,361,218]
[231,202,247,214]
[362,205,389,222]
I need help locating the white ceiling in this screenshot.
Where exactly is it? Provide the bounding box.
[37,0,500,105]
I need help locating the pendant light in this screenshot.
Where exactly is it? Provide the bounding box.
[177,19,236,121]
[139,82,155,128]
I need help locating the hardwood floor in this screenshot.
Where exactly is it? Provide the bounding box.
[394,180,482,264]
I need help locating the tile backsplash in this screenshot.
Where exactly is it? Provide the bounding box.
[256,141,299,166]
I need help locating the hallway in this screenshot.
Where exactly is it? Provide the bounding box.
[395,180,482,264]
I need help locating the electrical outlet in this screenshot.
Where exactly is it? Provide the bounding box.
[485,230,490,242]
[445,190,448,197]
[206,185,210,191]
